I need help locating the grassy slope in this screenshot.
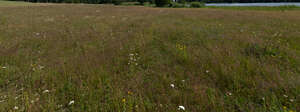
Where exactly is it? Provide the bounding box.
[0,3,299,112]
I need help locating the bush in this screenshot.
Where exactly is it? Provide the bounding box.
[112,0,122,5]
[177,0,185,4]
[170,2,185,8]
[137,0,147,5]
[155,0,170,7]
[190,2,204,8]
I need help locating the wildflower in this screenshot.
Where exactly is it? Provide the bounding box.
[14,106,19,110]
[283,95,288,98]
[262,97,265,101]
[182,80,185,82]
[68,100,75,105]
[127,91,133,95]
[15,96,19,100]
[205,70,209,73]
[43,90,49,93]
[122,98,126,103]
[1,66,6,69]
[0,100,4,103]
[31,100,34,104]
[178,105,185,111]
[289,99,294,102]
[283,106,287,110]
[159,104,163,107]
[289,110,295,112]
[170,84,175,88]
[135,63,138,66]
[227,92,232,96]
[35,33,40,36]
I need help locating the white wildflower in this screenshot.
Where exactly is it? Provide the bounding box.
[205,70,209,73]
[182,80,185,82]
[43,90,49,93]
[170,84,175,88]
[0,100,4,103]
[283,95,288,98]
[262,97,265,101]
[14,106,19,110]
[289,99,294,102]
[31,100,34,103]
[178,105,185,110]
[68,100,75,105]
[1,66,6,69]
[227,92,232,96]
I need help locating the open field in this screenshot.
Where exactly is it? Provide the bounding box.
[0,2,299,112]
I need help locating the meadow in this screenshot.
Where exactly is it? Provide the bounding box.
[0,2,299,112]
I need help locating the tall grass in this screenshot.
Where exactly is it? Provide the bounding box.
[0,4,299,112]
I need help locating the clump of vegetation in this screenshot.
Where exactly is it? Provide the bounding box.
[112,0,123,5]
[170,2,185,8]
[137,0,147,5]
[155,0,170,7]
[190,1,205,8]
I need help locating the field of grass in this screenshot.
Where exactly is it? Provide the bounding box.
[0,2,299,112]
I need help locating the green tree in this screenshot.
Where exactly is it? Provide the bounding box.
[155,0,170,7]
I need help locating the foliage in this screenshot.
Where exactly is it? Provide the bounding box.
[112,0,122,5]
[170,2,185,8]
[137,0,147,4]
[155,0,170,7]
[190,1,204,8]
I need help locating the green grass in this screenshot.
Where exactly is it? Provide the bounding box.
[206,5,300,11]
[0,3,299,112]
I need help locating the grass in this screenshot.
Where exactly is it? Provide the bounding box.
[0,0,52,7]
[0,2,299,112]
[206,5,300,11]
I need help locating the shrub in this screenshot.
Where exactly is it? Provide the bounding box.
[177,0,185,4]
[190,2,205,8]
[137,0,147,5]
[170,2,185,8]
[112,0,122,5]
[155,0,170,7]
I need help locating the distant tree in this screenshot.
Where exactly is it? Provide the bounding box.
[155,0,170,7]
[138,0,147,4]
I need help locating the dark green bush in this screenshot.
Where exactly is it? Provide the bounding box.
[112,0,122,5]
[190,2,205,8]
[137,0,147,5]
[177,0,185,4]
[155,0,170,7]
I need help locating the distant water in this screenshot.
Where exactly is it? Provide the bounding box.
[206,3,300,7]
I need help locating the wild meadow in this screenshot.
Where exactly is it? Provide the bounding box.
[0,2,299,112]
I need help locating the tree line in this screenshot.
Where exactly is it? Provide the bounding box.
[9,0,300,4]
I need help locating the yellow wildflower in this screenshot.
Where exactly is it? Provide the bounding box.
[283,106,287,110]
[128,91,133,95]
[122,98,126,103]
